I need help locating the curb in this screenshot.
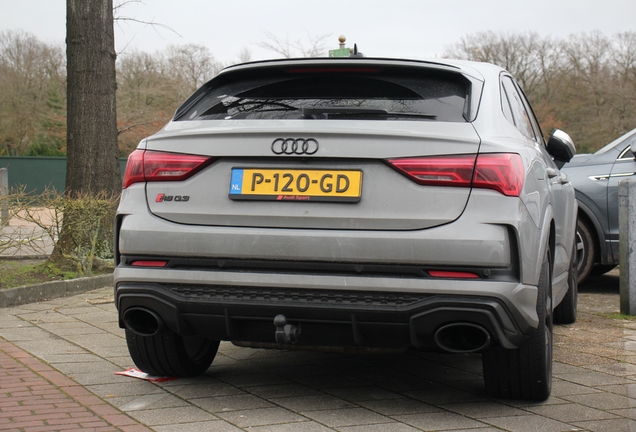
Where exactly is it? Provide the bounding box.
[0,274,113,308]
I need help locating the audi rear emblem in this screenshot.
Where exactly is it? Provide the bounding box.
[271,138,319,155]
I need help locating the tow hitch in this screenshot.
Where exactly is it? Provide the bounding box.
[274,314,301,345]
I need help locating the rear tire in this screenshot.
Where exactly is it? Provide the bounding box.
[482,249,553,401]
[554,243,578,324]
[126,330,219,377]
[575,217,595,284]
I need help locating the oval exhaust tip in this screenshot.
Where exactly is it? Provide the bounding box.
[122,307,163,337]
[434,323,491,353]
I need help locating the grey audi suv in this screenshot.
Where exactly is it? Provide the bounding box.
[115,56,577,401]
[562,128,636,283]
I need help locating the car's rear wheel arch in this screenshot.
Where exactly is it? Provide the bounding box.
[576,203,605,260]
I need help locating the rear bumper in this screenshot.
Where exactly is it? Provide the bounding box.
[114,268,539,351]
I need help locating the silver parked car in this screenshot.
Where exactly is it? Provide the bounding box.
[115,56,577,401]
[561,128,636,283]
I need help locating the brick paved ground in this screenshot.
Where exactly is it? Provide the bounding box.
[0,338,151,431]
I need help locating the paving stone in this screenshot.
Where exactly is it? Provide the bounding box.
[290,373,370,390]
[597,382,636,397]
[440,400,528,418]
[562,391,636,410]
[300,407,392,428]
[153,420,243,431]
[556,370,631,387]
[167,381,245,399]
[607,407,636,420]
[38,321,106,335]
[189,393,274,412]
[323,385,403,402]
[127,406,217,426]
[524,402,619,422]
[572,418,636,432]
[244,383,322,399]
[246,421,335,432]
[357,398,440,416]
[73,370,138,386]
[85,380,165,398]
[394,411,488,430]
[587,362,636,376]
[403,386,483,405]
[112,393,190,411]
[53,359,119,375]
[270,394,356,412]
[483,413,574,431]
[216,372,292,388]
[550,378,602,396]
[215,406,306,428]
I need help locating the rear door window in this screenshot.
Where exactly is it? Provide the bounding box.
[501,76,536,140]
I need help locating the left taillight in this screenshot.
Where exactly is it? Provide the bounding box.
[122,149,214,188]
[386,153,524,197]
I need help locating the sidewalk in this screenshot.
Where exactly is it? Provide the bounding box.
[0,207,56,258]
[1,270,635,431]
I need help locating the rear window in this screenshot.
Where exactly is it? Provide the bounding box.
[176,67,470,123]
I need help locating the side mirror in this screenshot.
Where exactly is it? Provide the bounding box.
[630,137,636,159]
[547,129,576,169]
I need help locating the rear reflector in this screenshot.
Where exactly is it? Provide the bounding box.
[123,150,214,188]
[130,260,168,267]
[387,153,524,197]
[429,270,479,279]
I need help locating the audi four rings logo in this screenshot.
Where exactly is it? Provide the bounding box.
[271,138,319,155]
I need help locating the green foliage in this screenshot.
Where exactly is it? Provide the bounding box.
[0,260,78,289]
[24,138,66,156]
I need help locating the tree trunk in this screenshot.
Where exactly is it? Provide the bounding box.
[52,0,120,269]
[66,0,120,196]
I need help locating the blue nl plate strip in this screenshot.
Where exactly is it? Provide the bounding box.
[229,168,243,194]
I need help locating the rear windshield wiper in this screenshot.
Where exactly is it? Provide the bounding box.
[301,106,437,120]
[199,98,299,119]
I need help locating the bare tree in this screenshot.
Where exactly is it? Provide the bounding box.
[0,30,65,155]
[237,47,252,63]
[607,32,636,136]
[164,44,222,93]
[445,31,560,97]
[257,30,332,58]
[445,30,636,152]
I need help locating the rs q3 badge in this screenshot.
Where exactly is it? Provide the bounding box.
[156,194,190,202]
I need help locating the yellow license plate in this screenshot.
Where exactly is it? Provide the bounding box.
[229,168,362,202]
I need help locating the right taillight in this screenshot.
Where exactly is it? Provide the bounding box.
[472,153,524,197]
[122,149,215,189]
[387,153,524,197]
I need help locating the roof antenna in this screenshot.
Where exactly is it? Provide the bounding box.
[349,43,364,58]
